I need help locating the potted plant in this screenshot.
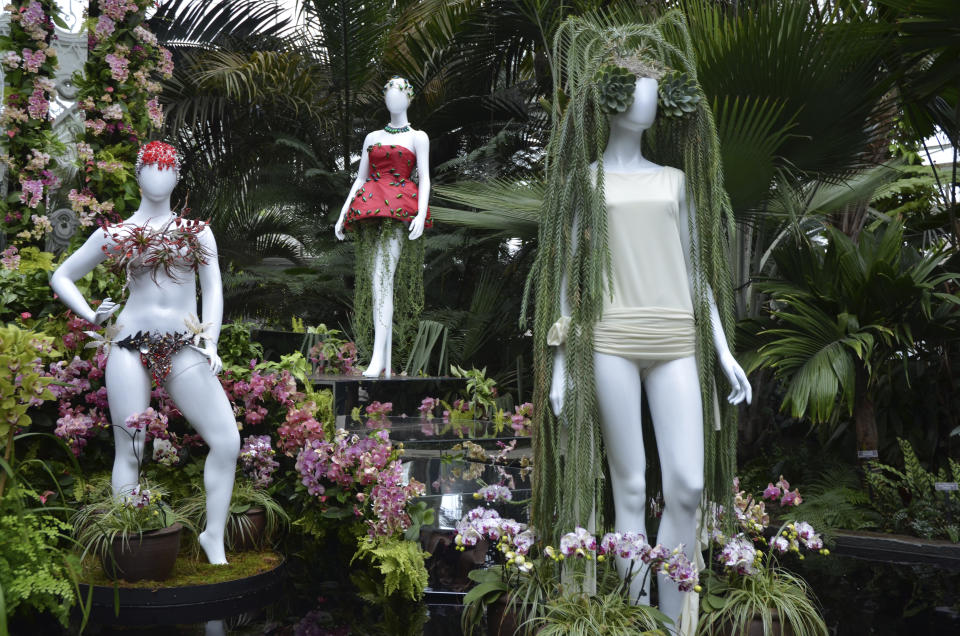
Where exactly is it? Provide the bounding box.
[534,590,671,635]
[183,434,288,551]
[302,323,359,376]
[698,478,830,636]
[456,489,693,636]
[225,480,288,551]
[72,480,191,582]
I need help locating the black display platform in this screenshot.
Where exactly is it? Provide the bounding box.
[80,558,286,625]
[833,530,960,568]
[309,373,465,422]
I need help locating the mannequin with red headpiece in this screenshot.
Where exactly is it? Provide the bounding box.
[51,141,240,564]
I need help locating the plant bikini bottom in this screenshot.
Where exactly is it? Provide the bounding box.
[114,331,193,386]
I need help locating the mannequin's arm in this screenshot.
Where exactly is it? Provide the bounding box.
[549,284,570,417]
[677,184,751,405]
[408,130,431,240]
[49,229,119,326]
[195,227,224,374]
[334,133,374,240]
[548,215,577,417]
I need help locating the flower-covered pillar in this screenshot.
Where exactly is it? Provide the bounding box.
[0,1,66,248]
[68,0,171,227]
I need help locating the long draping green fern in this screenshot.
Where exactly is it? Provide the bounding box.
[527,10,739,537]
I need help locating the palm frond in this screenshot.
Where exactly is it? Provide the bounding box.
[432,179,543,237]
[150,0,293,46]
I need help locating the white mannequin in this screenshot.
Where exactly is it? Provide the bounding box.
[50,160,240,565]
[334,80,430,378]
[549,78,751,625]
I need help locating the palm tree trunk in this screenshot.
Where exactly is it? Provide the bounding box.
[854,365,878,454]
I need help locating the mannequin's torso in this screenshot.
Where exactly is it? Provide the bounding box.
[100,213,209,338]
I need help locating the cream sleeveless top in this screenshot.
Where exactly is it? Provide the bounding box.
[593,166,696,360]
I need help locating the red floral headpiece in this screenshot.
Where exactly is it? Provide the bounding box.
[135,141,180,180]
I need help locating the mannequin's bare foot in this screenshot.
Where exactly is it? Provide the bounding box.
[198,530,228,565]
[363,348,386,377]
[362,362,384,378]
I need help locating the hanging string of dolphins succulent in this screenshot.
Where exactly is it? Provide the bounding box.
[525,10,738,539]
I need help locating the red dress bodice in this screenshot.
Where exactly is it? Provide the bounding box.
[344,142,431,230]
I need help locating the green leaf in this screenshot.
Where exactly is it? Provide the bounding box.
[321,506,354,519]
[463,580,509,606]
[51,13,69,29]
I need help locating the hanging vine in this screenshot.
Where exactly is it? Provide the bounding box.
[353,218,424,371]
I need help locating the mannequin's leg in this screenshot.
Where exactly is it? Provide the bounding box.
[594,351,650,604]
[105,348,153,495]
[644,355,704,627]
[364,226,403,378]
[165,348,241,565]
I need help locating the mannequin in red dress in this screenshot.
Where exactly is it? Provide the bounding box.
[335,77,431,378]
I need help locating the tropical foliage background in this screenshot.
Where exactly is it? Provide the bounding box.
[140,0,960,463]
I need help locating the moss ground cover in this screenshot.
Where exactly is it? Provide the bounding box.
[80,549,283,588]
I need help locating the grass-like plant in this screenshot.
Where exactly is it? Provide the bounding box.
[699,477,830,636]
[697,567,827,636]
[532,591,670,635]
[71,480,193,561]
[181,480,288,551]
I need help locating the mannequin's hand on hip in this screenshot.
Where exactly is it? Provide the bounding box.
[334,215,346,241]
[719,351,751,405]
[550,348,566,416]
[191,341,223,375]
[93,297,120,325]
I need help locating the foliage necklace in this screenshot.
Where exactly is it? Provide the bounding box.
[384,123,412,134]
[526,10,739,538]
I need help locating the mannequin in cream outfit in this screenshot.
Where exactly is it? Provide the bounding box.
[549,77,751,628]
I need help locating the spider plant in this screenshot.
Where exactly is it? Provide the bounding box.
[531,590,670,636]
[181,480,288,551]
[71,480,193,561]
[697,567,828,636]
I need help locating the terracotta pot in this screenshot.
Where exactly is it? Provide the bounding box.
[101,522,183,582]
[487,596,520,636]
[229,507,268,551]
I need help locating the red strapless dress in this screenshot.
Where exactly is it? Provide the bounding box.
[344,142,432,230]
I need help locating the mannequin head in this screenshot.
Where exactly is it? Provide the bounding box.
[382,76,414,114]
[135,141,180,201]
[609,77,658,133]
[138,163,177,200]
